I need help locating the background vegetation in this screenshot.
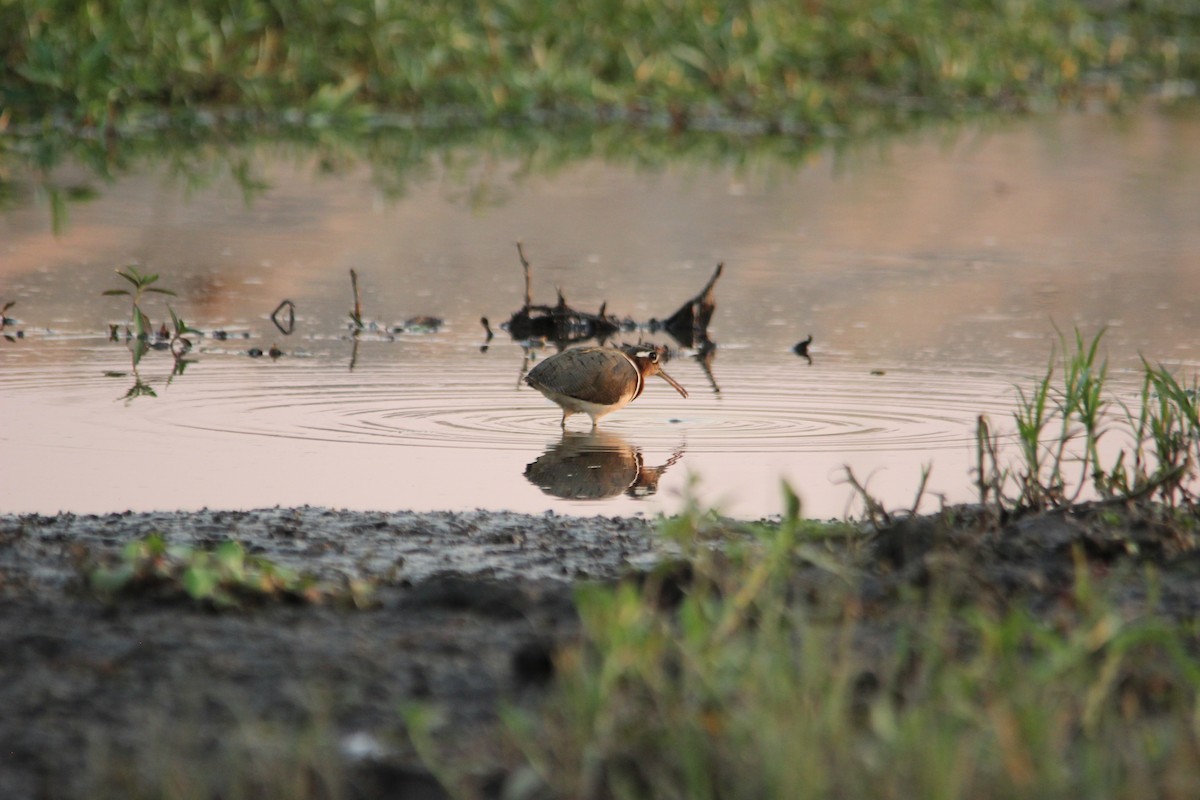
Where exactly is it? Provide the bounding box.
[2,0,1197,133]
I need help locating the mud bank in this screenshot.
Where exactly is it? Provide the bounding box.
[0,508,663,800]
[2,504,1198,799]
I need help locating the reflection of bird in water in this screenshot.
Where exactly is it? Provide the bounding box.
[525,344,688,427]
[524,429,685,500]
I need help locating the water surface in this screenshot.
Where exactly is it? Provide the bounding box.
[2,111,1198,519]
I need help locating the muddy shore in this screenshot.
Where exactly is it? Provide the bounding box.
[0,508,666,799]
[2,504,1198,799]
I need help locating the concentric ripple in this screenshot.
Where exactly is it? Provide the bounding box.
[123,358,1030,454]
[1,345,1148,518]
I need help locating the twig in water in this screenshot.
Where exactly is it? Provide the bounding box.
[271,299,296,335]
[516,241,532,311]
[349,270,364,330]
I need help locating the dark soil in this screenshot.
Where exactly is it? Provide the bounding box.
[1,504,1198,799]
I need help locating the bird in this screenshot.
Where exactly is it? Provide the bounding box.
[525,344,688,427]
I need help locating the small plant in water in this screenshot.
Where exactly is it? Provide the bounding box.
[976,328,1200,515]
[165,304,201,360]
[102,266,200,396]
[103,265,176,341]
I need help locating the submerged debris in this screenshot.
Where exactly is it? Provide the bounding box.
[492,244,730,394]
[793,334,813,357]
[271,299,296,335]
[653,262,723,349]
[391,316,444,334]
[503,243,627,346]
[794,333,813,364]
[498,243,723,357]
[349,268,365,331]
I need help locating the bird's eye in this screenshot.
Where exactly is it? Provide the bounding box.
[648,351,659,363]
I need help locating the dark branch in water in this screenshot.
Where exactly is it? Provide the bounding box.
[349,269,363,331]
[271,299,296,335]
[655,262,723,349]
[517,241,532,312]
[503,244,624,347]
[494,250,728,391]
[793,334,813,357]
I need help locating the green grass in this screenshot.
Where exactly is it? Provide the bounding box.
[2,0,1197,132]
[88,532,374,609]
[977,329,1200,514]
[504,497,1200,799]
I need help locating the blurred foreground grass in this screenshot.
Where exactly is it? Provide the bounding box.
[505,500,1200,799]
[1,0,1197,133]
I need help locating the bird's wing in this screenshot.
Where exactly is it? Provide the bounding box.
[527,349,637,406]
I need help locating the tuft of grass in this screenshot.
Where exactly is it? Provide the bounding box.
[978,329,1200,516]
[87,533,374,609]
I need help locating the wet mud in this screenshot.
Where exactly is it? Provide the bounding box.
[0,509,659,799]
[1,504,1198,799]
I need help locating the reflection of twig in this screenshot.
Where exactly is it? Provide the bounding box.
[271,299,296,335]
[693,339,720,395]
[1,300,16,342]
[480,316,494,353]
[349,337,360,372]
[516,343,539,388]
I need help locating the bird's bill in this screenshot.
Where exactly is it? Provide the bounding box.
[657,369,689,399]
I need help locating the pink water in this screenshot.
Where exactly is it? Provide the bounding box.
[2,111,1198,519]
